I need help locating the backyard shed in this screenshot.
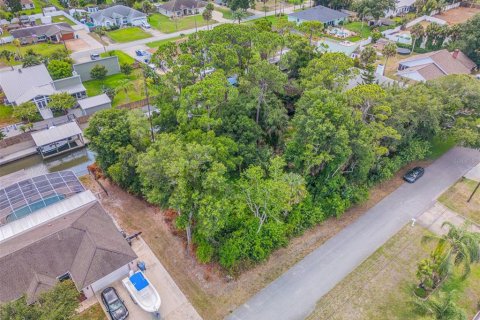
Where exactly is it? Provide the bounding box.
[78,93,112,116]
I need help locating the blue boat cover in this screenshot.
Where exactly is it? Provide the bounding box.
[130,272,149,291]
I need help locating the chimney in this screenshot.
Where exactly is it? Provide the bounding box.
[452,49,459,59]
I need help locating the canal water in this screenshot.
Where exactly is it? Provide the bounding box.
[0,148,96,178]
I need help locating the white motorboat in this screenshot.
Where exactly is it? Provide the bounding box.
[122,271,161,313]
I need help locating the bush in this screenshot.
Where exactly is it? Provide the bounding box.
[120,63,133,75]
[90,64,108,80]
[195,239,215,263]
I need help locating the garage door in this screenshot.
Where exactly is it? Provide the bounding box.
[89,264,131,293]
[62,32,75,41]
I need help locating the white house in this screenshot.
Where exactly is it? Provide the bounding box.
[0,171,137,303]
[385,0,415,17]
[396,49,476,82]
[90,5,147,28]
[156,0,207,17]
[0,64,86,119]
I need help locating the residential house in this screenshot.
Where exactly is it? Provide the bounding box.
[396,49,476,82]
[0,64,87,119]
[0,0,35,11]
[90,5,147,28]
[385,0,415,17]
[10,23,75,44]
[156,0,207,17]
[0,171,137,303]
[288,5,349,26]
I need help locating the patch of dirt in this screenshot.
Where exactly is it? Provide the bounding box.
[433,7,480,25]
[80,160,431,320]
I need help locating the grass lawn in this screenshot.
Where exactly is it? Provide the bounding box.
[307,225,433,320]
[146,36,184,48]
[343,21,373,38]
[101,50,135,65]
[215,7,253,20]
[245,14,287,27]
[427,135,456,160]
[107,27,152,43]
[0,104,16,126]
[148,13,216,33]
[52,15,76,26]
[83,69,158,106]
[73,303,106,320]
[439,177,480,225]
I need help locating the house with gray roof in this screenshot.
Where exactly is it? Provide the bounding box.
[0,172,137,303]
[288,5,349,26]
[0,64,86,119]
[90,5,147,28]
[156,0,207,17]
[10,23,75,44]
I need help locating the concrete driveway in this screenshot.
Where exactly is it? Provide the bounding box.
[228,147,480,320]
[97,237,201,320]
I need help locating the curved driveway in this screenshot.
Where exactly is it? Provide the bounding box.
[228,147,480,320]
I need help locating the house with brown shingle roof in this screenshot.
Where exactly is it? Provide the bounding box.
[396,49,476,82]
[0,172,137,303]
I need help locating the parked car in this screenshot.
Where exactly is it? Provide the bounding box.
[403,167,425,183]
[90,53,100,60]
[135,50,149,57]
[101,287,129,320]
[142,21,151,28]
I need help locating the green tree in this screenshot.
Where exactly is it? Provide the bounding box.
[228,0,254,12]
[355,0,396,22]
[381,42,397,72]
[451,14,480,64]
[90,64,108,80]
[6,0,22,12]
[410,23,425,53]
[415,291,466,320]
[361,64,376,84]
[0,50,15,70]
[422,222,480,278]
[22,55,42,68]
[13,102,39,122]
[120,62,133,75]
[47,60,72,80]
[298,20,324,46]
[0,130,6,140]
[232,9,249,24]
[238,156,307,232]
[359,46,377,67]
[300,52,355,91]
[47,92,76,114]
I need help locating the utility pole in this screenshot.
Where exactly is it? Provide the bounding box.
[142,67,155,142]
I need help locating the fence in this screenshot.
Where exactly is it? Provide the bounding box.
[117,96,159,110]
[429,2,461,16]
[0,132,33,148]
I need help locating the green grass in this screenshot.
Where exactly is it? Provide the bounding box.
[73,303,106,320]
[0,42,65,66]
[83,69,158,106]
[146,36,184,48]
[107,27,152,43]
[245,14,287,27]
[148,13,216,33]
[101,50,135,65]
[215,7,253,20]
[52,15,76,26]
[343,21,373,38]
[427,135,456,160]
[439,178,480,225]
[0,104,16,126]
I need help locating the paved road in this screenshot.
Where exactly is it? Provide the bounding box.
[228,147,480,320]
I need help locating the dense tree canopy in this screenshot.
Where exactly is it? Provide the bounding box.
[86,21,480,271]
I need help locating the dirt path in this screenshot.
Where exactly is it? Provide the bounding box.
[79,161,429,320]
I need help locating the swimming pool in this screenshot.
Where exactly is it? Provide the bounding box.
[318,39,359,56]
[6,194,66,223]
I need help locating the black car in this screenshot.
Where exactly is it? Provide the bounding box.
[101,287,129,320]
[403,167,425,183]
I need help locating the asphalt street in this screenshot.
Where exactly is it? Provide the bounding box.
[228,147,480,320]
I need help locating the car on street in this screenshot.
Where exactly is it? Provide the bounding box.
[90,53,100,60]
[403,167,425,183]
[101,287,129,320]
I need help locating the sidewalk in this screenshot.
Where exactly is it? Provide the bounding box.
[417,202,480,235]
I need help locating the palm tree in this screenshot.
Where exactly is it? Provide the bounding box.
[381,42,397,72]
[415,291,466,320]
[422,221,480,278]
[115,79,134,102]
[410,23,424,54]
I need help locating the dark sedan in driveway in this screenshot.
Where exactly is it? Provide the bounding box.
[101,287,129,320]
[403,167,425,183]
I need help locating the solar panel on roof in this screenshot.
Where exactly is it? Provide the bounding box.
[0,171,85,224]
